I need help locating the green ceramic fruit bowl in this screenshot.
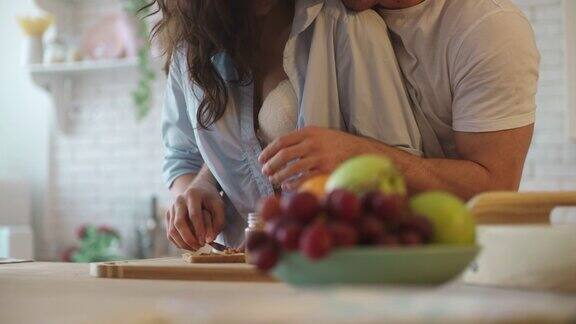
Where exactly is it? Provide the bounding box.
[272,245,480,286]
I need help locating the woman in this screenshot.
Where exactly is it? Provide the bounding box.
[158,0,422,250]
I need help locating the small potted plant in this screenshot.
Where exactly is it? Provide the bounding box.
[62,224,123,262]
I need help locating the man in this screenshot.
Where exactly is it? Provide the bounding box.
[259,0,540,200]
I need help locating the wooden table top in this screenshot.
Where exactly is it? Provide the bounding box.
[1,262,575,323]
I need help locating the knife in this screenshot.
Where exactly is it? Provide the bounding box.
[208,241,228,252]
[202,208,238,253]
[201,208,225,252]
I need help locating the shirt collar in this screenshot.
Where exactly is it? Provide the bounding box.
[291,0,324,36]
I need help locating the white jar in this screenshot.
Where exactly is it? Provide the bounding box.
[43,38,67,64]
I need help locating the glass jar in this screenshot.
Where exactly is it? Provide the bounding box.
[245,212,264,264]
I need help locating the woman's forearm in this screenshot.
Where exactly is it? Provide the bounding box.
[170,173,197,196]
[169,165,217,196]
[166,165,225,249]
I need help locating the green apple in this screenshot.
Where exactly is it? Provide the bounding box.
[410,191,476,245]
[326,155,406,195]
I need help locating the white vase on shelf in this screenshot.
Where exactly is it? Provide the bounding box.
[24,36,44,65]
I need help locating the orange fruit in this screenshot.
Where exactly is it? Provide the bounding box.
[298,175,330,199]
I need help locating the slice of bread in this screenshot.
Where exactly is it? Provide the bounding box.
[182,252,246,264]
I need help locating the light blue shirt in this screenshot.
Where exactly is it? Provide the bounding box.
[162,0,423,247]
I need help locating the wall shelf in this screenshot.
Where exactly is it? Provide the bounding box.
[29,0,162,134]
[29,57,163,134]
[27,58,158,76]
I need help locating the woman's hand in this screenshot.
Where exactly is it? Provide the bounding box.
[259,126,364,191]
[166,176,225,251]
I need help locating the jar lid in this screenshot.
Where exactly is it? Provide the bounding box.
[247,212,264,228]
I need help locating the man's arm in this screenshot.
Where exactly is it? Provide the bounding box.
[358,125,534,200]
[259,124,533,201]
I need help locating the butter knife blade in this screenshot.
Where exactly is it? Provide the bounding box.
[208,241,227,252]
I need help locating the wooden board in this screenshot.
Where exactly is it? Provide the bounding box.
[90,258,275,282]
[468,191,576,224]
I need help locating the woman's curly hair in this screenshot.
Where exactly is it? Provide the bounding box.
[147,0,259,128]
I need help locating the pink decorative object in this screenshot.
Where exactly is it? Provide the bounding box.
[82,12,140,60]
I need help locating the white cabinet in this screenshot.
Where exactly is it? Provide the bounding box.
[0,180,31,226]
[0,180,33,259]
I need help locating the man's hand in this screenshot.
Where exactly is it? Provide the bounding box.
[166,168,225,251]
[259,127,363,191]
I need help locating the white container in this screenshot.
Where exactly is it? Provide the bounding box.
[464,225,576,292]
[465,192,576,292]
[0,226,34,259]
[43,37,67,64]
[24,36,44,65]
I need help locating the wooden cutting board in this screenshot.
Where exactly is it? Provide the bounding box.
[90,258,275,282]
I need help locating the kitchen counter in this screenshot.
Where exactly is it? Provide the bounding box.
[1,262,576,323]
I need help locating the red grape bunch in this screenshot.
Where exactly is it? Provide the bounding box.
[248,190,434,271]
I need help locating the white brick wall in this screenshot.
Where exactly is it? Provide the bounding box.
[41,0,574,259]
[515,0,576,191]
[43,71,170,259]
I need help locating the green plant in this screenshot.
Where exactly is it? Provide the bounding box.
[62,225,123,263]
[124,0,156,120]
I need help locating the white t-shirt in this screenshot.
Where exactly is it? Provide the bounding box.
[376,0,540,158]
